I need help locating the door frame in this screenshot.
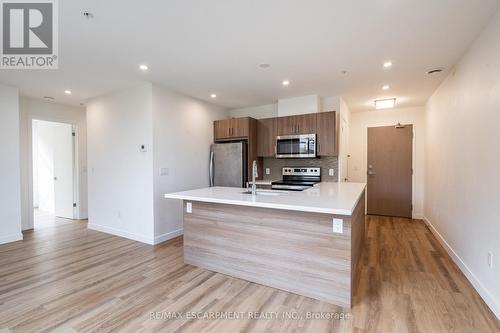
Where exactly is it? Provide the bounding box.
[365,123,416,218]
[27,118,80,229]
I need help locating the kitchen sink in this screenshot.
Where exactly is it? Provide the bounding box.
[241,189,288,196]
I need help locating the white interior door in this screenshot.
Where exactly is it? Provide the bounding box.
[53,122,75,219]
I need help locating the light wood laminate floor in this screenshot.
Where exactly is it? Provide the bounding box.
[0,216,498,332]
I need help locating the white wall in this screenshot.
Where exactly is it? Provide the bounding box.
[338,97,351,182]
[87,84,155,243]
[424,9,500,319]
[153,85,228,243]
[32,121,39,208]
[229,103,277,119]
[86,83,228,244]
[229,95,342,119]
[19,97,87,229]
[349,106,425,218]
[0,84,22,244]
[277,95,319,116]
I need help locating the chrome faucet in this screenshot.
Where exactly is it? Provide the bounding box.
[252,160,258,195]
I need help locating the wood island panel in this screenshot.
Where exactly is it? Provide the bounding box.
[183,191,365,307]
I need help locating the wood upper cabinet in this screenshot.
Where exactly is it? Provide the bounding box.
[277,113,317,136]
[214,117,250,140]
[295,113,317,134]
[214,119,231,140]
[230,117,249,138]
[257,118,277,157]
[276,116,296,136]
[316,111,339,156]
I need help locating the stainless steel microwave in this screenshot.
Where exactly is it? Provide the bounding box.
[276,134,316,158]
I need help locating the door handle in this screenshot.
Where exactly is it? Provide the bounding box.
[209,151,214,186]
[367,170,376,175]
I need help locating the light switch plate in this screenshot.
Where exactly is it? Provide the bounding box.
[186,202,192,213]
[160,167,169,176]
[333,218,343,233]
[265,168,271,175]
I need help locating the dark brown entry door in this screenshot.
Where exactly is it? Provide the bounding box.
[367,125,413,218]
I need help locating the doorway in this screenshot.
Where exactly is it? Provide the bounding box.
[367,124,413,218]
[32,119,76,228]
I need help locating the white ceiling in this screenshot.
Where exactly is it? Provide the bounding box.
[1,0,499,111]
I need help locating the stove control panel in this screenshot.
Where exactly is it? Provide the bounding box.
[282,167,320,176]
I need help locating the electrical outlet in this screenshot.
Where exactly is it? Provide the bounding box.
[186,202,192,213]
[488,252,493,269]
[160,167,169,176]
[329,168,335,176]
[265,168,271,175]
[333,218,343,233]
[140,144,147,152]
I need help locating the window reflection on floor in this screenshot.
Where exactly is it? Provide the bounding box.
[34,208,72,229]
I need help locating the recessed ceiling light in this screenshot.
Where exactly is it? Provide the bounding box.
[64,90,72,95]
[139,64,148,71]
[210,93,217,98]
[382,85,390,90]
[383,61,393,68]
[259,63,271,69]
[375,98,396,109]
[282,80,290,86]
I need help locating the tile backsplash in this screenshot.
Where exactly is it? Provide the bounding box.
[262,156,338,182]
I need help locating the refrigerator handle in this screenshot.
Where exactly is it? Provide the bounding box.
[209,150,214,187]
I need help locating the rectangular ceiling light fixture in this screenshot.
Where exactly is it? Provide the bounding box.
[374,98,396,109]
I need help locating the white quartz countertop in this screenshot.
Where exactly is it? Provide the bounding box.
[164,182,366,216]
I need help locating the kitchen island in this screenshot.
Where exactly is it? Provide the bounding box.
[164,182,366,308]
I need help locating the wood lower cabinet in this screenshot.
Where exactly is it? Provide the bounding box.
[277,113,317,136]
[316,111,339,156]
[257,117,277,157]
[214,117,250,141]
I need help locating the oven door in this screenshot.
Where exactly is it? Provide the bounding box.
[276,134,316,158]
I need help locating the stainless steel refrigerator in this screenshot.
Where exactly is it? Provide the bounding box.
[209,142,247,187]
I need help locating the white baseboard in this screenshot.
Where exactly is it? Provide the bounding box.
[423,216,500,320]
[0,233,23,245]
[154,228,183,245]
[88,223,154,245]
[87,223,184,246]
